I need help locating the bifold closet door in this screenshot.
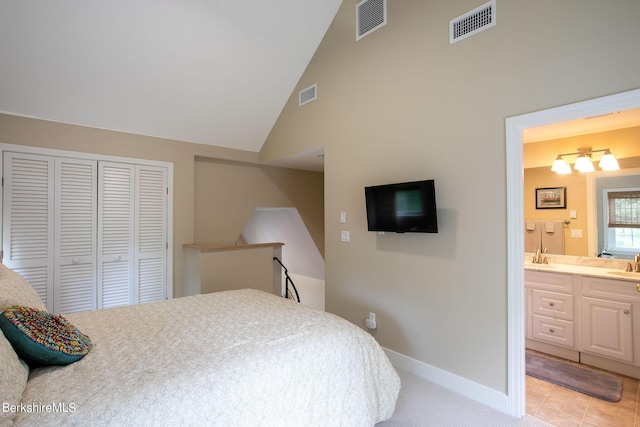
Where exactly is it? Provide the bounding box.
[54,158,97,314]
[98,162,135,308]
[98,162,168,308]
[3,151,169,312]
[2,154,97,314]
[2,152,55,310]
[135,165,168,303]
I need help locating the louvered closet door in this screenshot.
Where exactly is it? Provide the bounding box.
[98,162,135,308]
[2,153,54,310]
[135,165,167,303]
[54,158,97,314]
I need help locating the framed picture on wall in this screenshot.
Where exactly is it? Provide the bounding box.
[536,187,566,209]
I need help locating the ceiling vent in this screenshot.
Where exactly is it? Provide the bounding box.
[449,0,496,44]
[356,0,387,41]
[299,84,317,106]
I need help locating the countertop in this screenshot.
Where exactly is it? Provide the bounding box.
[524,253,640,283]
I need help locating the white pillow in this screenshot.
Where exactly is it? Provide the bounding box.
[0,264,47,312]
[0,328,29,425]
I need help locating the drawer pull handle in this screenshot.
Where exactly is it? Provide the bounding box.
[624,309,630,315]
[637,283,640,293]
[549,328,555,333]
[549,302,555,307]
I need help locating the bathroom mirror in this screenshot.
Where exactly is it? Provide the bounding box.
[523,113,640,259]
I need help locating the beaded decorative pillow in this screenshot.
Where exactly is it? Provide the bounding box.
[0,306,92,366]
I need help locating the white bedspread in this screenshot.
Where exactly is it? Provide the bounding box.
[14,289,400,426]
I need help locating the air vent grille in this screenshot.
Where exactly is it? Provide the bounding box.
[356,0,387,41]
[299,84,317,106]
[450,0,496,44]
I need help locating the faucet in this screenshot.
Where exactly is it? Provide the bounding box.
[627,254,640,272]
[532,249,548,264]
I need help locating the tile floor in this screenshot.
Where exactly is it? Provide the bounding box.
[526,353,640,427]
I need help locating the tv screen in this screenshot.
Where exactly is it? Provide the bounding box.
[365,179,438,233]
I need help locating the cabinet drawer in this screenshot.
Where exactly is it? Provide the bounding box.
[531,315,575,348]
[525,270,573,293]
[581,276,640,302]
[532,289,573,321]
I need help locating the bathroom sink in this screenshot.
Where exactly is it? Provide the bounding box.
[607,271,640,278]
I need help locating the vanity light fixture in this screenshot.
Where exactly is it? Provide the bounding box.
[598,149,620,171]
[574,153,595,172]
[551,155,572,174]
[551,148,620,174]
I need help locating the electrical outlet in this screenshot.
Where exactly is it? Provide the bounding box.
[340,231,350,242]
[365,312,377,329]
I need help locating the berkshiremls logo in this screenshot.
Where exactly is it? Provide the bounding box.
[3,402,77,413]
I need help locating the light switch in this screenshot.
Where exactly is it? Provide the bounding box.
[340,211,346,223]
[340,231,350,242]
[570,210,577,219]
[571,229,582,238]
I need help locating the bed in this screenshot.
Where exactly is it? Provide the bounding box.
[0,264,400,426]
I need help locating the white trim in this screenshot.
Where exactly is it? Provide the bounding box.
[0,143,171,169]
[505,114,526,418]
[586,173,598,256]
[505,87,640,418]
[384,348,509,413]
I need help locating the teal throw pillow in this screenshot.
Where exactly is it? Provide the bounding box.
[0,306,92,366]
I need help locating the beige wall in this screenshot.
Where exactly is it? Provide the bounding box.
[194,157,324,255]
[0,113,324,297]
[524,167,588,256]
[261,0,640,393]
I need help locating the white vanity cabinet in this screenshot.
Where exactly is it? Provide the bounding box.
[525,266,640,377]
[525,270,576,349]
[581,276,640,365]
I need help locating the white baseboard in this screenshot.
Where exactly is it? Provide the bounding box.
[383,347,509,415]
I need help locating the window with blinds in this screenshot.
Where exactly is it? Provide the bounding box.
[605,189,640,253]
[607,191,640,228]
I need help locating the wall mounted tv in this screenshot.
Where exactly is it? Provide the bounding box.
[365,179,438,233]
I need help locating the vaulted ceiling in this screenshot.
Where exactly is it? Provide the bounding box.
[0,1,342,153]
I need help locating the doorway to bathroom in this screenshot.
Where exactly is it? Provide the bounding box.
[505,87,640,417]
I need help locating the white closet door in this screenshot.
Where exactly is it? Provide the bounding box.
[135,165,167,303]
[54,158,97,314]
[98,162,135,308]
[2,152,54,310]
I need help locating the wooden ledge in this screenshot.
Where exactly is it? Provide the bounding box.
[183,242,284,253]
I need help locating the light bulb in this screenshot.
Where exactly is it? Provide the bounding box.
[551,156,566,172]
[599,151,620,171]
[574,154,594,172]
[556,162,572,174]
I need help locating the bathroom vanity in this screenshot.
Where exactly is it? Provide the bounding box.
[525,256,640,379]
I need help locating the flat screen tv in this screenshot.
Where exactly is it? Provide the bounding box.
[365,179,438,233]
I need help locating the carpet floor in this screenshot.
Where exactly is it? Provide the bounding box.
[377,369,552,426]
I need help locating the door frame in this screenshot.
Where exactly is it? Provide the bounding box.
[505,87,640,417]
